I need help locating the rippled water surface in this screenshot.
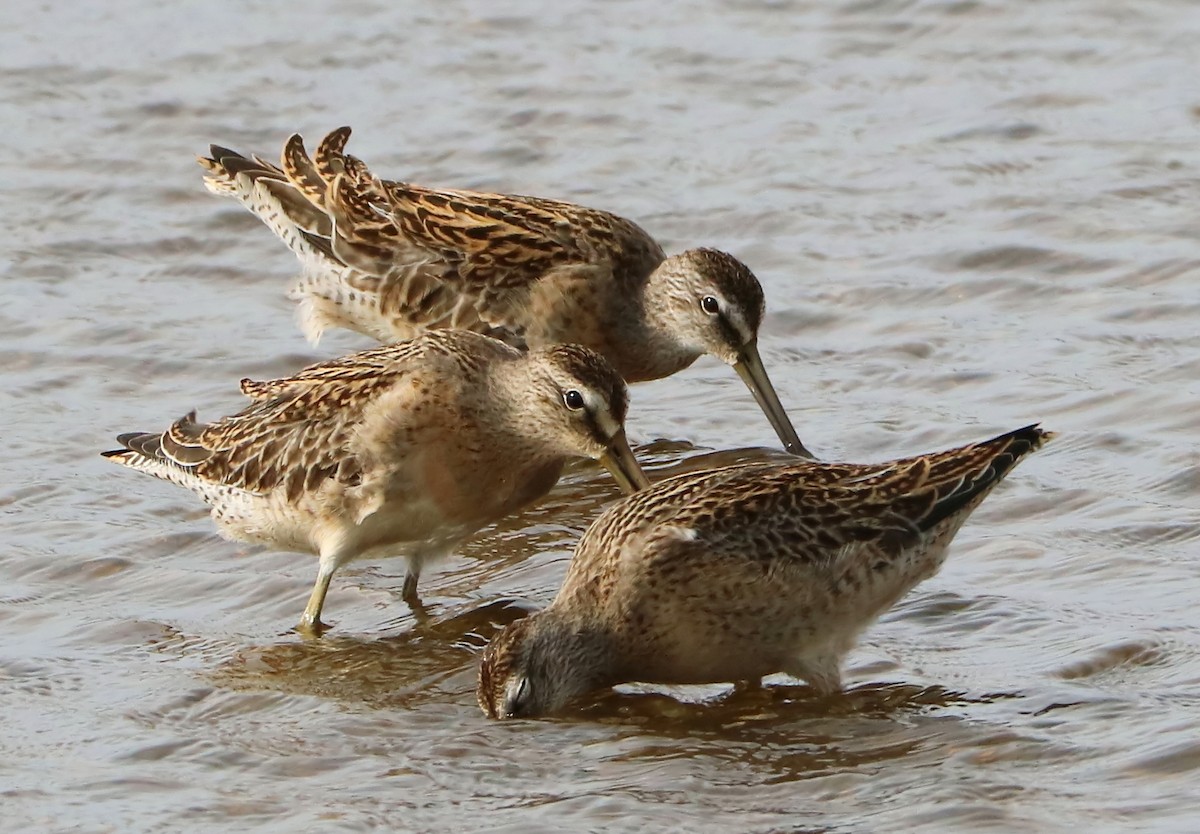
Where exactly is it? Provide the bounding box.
[4,1,1200,831]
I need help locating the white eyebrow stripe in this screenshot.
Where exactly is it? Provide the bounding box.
[581,388,604,412]
[595,410,620,440]
[582,388,619,439]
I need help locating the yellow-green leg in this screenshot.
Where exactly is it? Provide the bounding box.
[296,559,338,637]
[401,568,420,603]
[402,551,428,605]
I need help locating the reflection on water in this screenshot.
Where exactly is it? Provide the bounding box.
[213,599,527,708]
[4,0,1200,830]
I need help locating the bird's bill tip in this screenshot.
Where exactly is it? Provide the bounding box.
[733,342,814,459]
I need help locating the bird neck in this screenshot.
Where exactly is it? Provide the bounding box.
[532,609,623,701]
[483,360,572,461]
[623,267,702,382]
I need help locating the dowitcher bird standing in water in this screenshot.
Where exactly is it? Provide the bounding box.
[198,127,812,457]
[478,425,1054,718]
[102,330,648,635]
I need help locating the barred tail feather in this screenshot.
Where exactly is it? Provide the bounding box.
[920,424,1056,534]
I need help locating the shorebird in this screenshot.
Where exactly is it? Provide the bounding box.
[198,127,812,458]
[102,330,648,635]
[477,424,1054,718]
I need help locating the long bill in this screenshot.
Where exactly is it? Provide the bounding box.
[599,429,651,493]
[733,339,814,459]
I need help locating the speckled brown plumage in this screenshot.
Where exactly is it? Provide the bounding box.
[102,330,648,634]
[477,424,1055,718]
[199,127,811,457]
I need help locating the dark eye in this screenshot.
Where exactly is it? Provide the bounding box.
[506,677,531,718]
[701,295,720,315]
[563,389,585,410]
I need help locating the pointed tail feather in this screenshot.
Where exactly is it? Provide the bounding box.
[919,424,1055,533]
[102,412,212,470]
[199,137,338,255]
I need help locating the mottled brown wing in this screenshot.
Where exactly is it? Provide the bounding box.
[689,424,1052,558]
[193,368,406,501]
[170,337,500,500]
[284,128,665,335]
[562,425,1053,603]
[236,340,429,403]
[239,377,289,402]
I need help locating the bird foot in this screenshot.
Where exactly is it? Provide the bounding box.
[294,618,332,639]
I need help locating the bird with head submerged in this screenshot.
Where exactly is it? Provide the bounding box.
[199,127,812,458]
[102,330,649,635]
[477,424,1054,719]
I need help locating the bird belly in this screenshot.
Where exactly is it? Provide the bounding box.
[205,487,321,554]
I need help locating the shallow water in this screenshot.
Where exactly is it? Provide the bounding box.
[3,0,1200,831]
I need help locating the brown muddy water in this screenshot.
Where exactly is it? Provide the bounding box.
[3,1,1200,831]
